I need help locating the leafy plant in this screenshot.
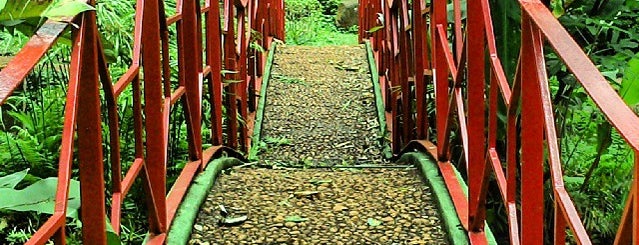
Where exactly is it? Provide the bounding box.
[272,74,307,86]
[264,136,292,146]
[284,0,357,46]
[619,54,639,108]
[0,0,94,25]
[0,169,80,217]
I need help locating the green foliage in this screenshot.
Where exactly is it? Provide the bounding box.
[0,176,81,218]
[96,0,134,64]
[0,60,67,178]
[0,168,28,188]
[285,0,322,20]
[317,0,341,16]
[264,136,292,146]
[620,54,639,108]
[285,0,357,45]
[272,74,307,85]
[105,220,121,245]
[484,0,639,242]
[0,0,94,25]
[366,25,383,34]
[551,0,639,241]
[488,0,520,79]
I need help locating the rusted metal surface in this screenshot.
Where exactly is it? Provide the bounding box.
[360,0,639,243]
[0,0,284,244]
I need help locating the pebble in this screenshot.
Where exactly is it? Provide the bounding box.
[413,218,429,225]
[273,215,285,223]
[381,216,394,223]
[285,222,296,228]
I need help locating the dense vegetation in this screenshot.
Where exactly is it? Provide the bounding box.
[0,0,636,243]
[0,0,355,243]
[489,0,639,243]
[285,0,358,45]
[0,0,184,243]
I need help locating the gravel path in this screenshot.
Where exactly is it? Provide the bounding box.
[190,168,448,244]
[188,45,448,244]
[257,45,384,166]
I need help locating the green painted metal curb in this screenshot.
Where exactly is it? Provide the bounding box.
[248,42,278,160]
[398,152,498,245]
[166,157,243,245]
[364,40,393,159]
[398,152,469,245]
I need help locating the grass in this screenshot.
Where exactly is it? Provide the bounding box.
[284,0,358,46]
[286,20,358,46]
[272,74,307,86]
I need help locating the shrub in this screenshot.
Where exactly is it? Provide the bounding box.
[285,0,322,20]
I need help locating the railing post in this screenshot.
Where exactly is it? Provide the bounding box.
[223,0,239,148]
[431,0,448,160]
[467,0,488,232]
[279,0,285,41]
[519,13,545,243]
[358,0,364,42]
[182,0,204,163]
[236,5,250,151]
[390,3,402,153]
[206,0,225,146]
[412,0,428,139]
[398,0,412,147]
[141,0,168,233]
[74,5,107,244]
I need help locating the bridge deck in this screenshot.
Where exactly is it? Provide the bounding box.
[258,45,385,166]
[187,45,448,244]
[190,168,447,244]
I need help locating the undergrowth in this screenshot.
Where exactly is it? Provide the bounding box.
[285,0,358,46]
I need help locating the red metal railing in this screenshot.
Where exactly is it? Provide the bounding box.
[360,0,639,243]
[0,0,283,244]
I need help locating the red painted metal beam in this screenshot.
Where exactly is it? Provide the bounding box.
[141,0,168,234]
[16,0,277,242]
[521,0,639,150]
[519,15,545,243]
[0,20,70,104]
[467,0,488,233]
[74,6,108,243]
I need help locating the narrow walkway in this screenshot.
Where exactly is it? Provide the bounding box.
[189,45,447,244]
[190,168,447,244]
[259,45,383,166]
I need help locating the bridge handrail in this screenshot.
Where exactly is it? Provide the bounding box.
[359,0,638,243]
[520,1,639,150]
[0,0,283,244]
[518,2,638,244]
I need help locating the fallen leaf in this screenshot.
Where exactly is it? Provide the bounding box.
[308,179,332,185]
[293,190,320,198]
[285,215,308,223]
[219,204,228,217]
[367,218,382,227]
[220,215,248,226]
[278,199,292,207]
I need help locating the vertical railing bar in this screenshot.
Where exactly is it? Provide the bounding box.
[431,0,448,161]
[141,0,168,233]
[467,0,487,231]
[412,0,428,139]
[205,0,224,146]
[76,5,107,243]
[519,14,545,243]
